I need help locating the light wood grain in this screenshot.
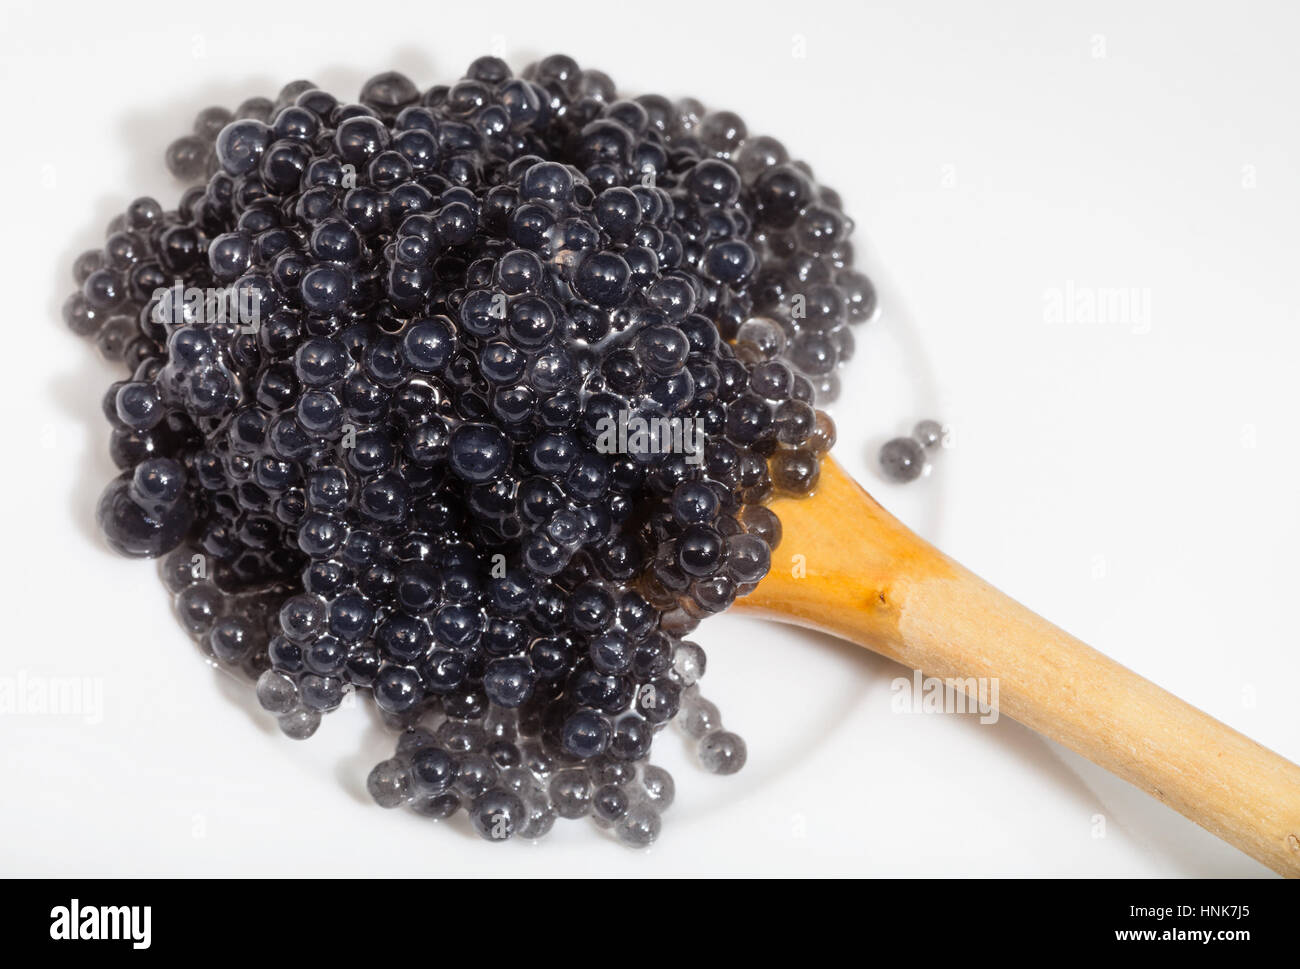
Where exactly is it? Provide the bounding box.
[733,456,1300,876]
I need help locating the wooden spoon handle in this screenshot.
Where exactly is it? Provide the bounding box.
[733,456,1300,876]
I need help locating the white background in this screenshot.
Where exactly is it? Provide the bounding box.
[1,0,1296,876]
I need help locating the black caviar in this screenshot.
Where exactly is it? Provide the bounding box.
[64,54,878,847]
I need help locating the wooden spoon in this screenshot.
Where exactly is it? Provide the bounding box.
[731,455,1300,876]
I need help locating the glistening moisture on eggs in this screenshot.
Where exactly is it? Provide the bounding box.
[64,54,878,846]
[151,280,709,464]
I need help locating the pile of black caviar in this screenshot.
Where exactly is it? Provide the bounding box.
[63,54,877,846]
